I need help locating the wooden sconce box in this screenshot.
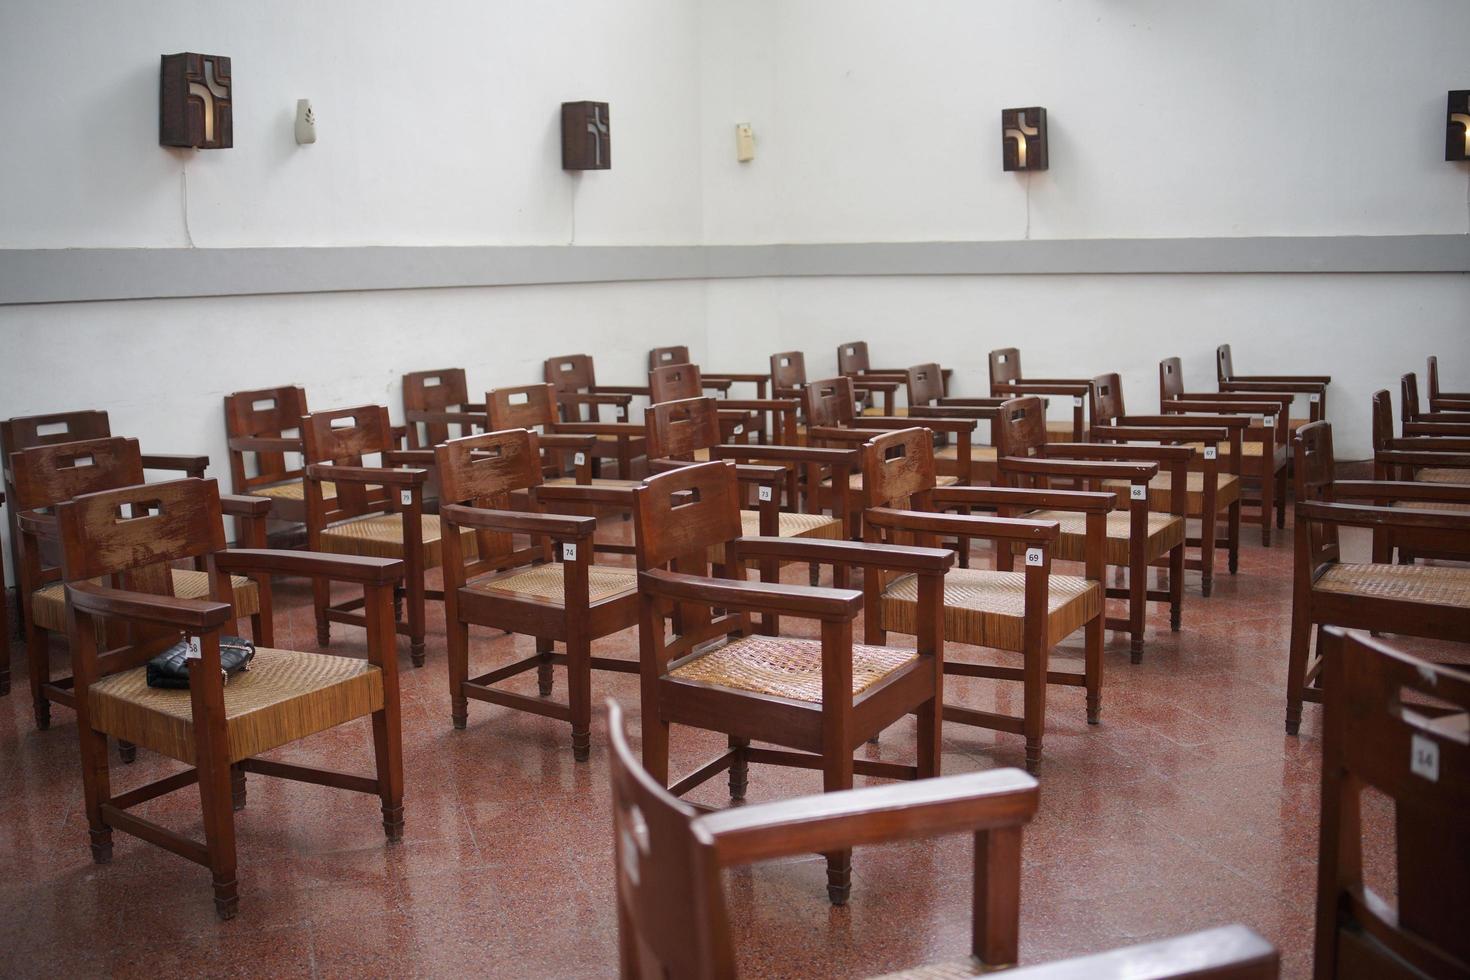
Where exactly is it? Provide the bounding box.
[160,52,233,149]
[562,101,610,170]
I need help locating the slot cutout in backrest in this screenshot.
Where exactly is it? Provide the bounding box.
[509,392,528,406]
[884,443,907,462]
[37,422,70,437]
[252,398,277,412]
[60,453,96,469]
[670,487,702,509]
[114,499,163,523]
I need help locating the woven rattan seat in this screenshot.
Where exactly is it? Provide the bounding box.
[709,510,845,565]
[469,562,638,605]
[87,648,383,765]
[1028,508,1185,565]
[1184,439,1264,458]
[252,479,336,502]
[31,569,259,634]
[1395,499,1470,513]
[667,633,916,703]
[934,445,998,462]
[861,407,910,417]
[1418,467,1470,484]
[881,567,1101,651]
[318,513,476,567]
[1103,471,1240,515]
[1315,563,1470,606]
[870,959,984,980]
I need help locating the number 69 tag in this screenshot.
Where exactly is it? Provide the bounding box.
[399,490,413,507]
[1410,734,1439,782]
[562,542,578,562]
[1129,485,1147,500]
[1024,547,1044,567]
[758,486,773,502]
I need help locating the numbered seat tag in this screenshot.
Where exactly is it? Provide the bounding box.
[758,486,773,502]
[1072,396,1083,409]
[1025,547,1044,567]
[617,406,628,420]
[562,542,578,562]
[1411,734,1439,782]
[186,636,202,660]
[1130,485,1147,500]
[733,424,744,435]
[1204,446,1218,460]
[1264,415,1276,429]
[400,489,414,507]
[573,452,586,466]
[1309,393,1321,404]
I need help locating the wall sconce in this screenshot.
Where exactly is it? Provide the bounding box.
[561,101,610,170]
[1447,91,1470,162]
[160,53,232,149]
[1001,106,1047,171]
[295,99,317,145]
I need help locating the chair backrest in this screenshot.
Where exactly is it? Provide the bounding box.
[994,395,1048,461]
[303,405,396,520]
[1293,421,1340,571]
[839,340,881,378]
[2,410,112,479]
[860,428,937,511]
[1159,357,1186,401]
[1428,355,1444,401]
[770,351,806,395]
[1400,372,1423,423]
[645,398,721,461]
[649,345,692,371]
[436,428,543,504]
[487,383,558,432]
[649,363,703,405]
[11,436,145,513]
[1215,344,1235,384]
[402,367,473,448]
[1090,373,1126,428]
[222,386,310,493]
[907,363,946,408]
[607,699,729,980]
[545,353,597,395]
[632,460,742,574]
[1370,389,1394,454]
[989,348,1022,391]
[804,376,859,429]
[1317,630,1470,978]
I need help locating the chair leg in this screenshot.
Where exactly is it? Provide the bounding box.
[1128,563,1146,664]
[1276,468,1288,530]
[1200,507,1218,598]
[566,635,592,762]
[1285,605,1312,736]
[823,752,855,906]
[27,628,50,730]
[448,615,471,730]
[195,752,240,920]
[312,576,331,646]
[916,693,941,778]
[406,566,426,668]
[1168,544,1184,632]
[1023,640,1050,774]
[1258,465,1274,548]
[372,705,405,842]
[534,636,554,696]
[1227,501,1241,574]
[78,726,113,864]
[728,735,749,801]
[230,764,247,811]
[641,711,671,786]
[1084,616,1104,724]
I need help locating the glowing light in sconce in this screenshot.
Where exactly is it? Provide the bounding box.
[1005,116,1038,168]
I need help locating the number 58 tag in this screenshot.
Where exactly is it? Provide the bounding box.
[1025,547,1044,567]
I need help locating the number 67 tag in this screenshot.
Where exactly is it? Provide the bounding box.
[1025,547,1044,567]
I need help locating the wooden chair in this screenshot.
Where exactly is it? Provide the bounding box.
[4,409,209,631]
[544,353,649,479]
[436,428,640,759]
[632,458,952,905]
[1092,372,1246,586]
[648,363,782,449]
[302,404,475,667]
[836,340,950,414]
[12,436,270,738]
[771,349,906,433]
[649,345,768,398]
[1159,357,1290,544]
[995,396,1192,661]
[0,491,9,694]
[1215,342,1330,432]
[1314,629,1467,979]
[1427,354,1470,414]
[402,367,485,448]
[1286,420,1470,734]
[1400,371,1470,428]
[987,347,1092,442]
[609,701,1279,980]
[56,477,404,919]
[858,427,1113,771]
[222,386,321,526]
[1371,389,1470,488]
[906,363,1015,484]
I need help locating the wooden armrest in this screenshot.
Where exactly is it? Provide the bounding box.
[404,410,483,425]
[1165,398,1286,416]
[702,372,770,384]
[553,422,646,437]
[850,379,901,393]
[67,580,233,631]
[590,385,651,396]
[639,567,861,621]
[865,507,1061,544]
[804,426,882,443]
[999,925,1277,980]
[1331,480,1470,503]
[1046,442,1195,462]
[733,464,787,485]
[857,417,976,435]
[532,483,638,507]
[1384,435,1470,451]
[717,398,800,413]
[215,548,405,584]
[936,397,1011,408]
[140,453,210,474]
[220,494,272,518]
[1001,376,1090,386]
[1112,414,1251,430]
[559,392,636,407]
[933,486,1117,514]
[1087,425,1226,444]
[908,405,1002,422]
[305,463,428,486]
[1297,500,1470,531]
[382,449,437,467]
[1227,372,1331,384]
[734,536,955,573]
[699,377,734,391]
[701,768,1037,865]
[1376,450,1470,467]
[1402,421,1470,437]
[537,433,600,450]
[440,503,595,538]
[1002,456,1158,481]
[227,435,303,453]
[987,382,1088,397]
[710,444,856,466]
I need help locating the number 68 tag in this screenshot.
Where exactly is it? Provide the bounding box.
[1130,485,1147,500]
[1024,547,1044,567]
[562,542,578,562]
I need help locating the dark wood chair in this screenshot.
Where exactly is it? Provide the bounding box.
[1159,357,1289,545]
[987,347,1092,442]
[906,363,1013,484]
[1371,389,1470,489]
[609,701,1279,980]
[436,427,640,759]
[995,396,1192,661]
[858,427,1113,771]
[1427,354,1470,414]
[1215,342,1329,432]
[0,491,9,694]
[12,436,269,738]
[836,339,951,414]
[1400,370,1470,428]
[1314,629,1467,980]
[222,386,320,526]
[648,363,783,449]
[302,404,474,667]
[649,345,767,398]
[402,367,485,448]
[4,409,209,631]
[545,353,652,479]
[56,476,404,919]
[771,349,907,436]
[632,458,952,905]
[1286,420,1470,734]
[1092,372,1246,587]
